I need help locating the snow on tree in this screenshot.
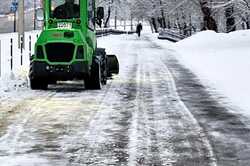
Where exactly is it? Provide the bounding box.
[127,0,250,33]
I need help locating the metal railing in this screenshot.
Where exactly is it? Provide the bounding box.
[96,28,135,37]
[158,29,187,42]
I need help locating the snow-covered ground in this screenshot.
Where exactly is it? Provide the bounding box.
[154,30,250,116]
[1,29,250,165]
[1,27,250,118]
[0,34,220,166]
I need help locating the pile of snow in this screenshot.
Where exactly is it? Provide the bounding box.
[173,30,250,115]
[0,69,29,93]
[176,30,250,50]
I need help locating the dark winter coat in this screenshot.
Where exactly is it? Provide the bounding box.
[136,23,143,33]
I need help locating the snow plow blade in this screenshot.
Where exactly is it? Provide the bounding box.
[107,54,119,76]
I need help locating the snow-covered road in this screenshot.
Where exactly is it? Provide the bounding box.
[0,34,250,166]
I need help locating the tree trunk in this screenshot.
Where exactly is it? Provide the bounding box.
[246,16,250,29]
[96,19,102,28]
[148,20,154,33]
[225,6,236,32]
[157,17,163,28]
[124,20,126,30]
[159,0,166,29]
[166,16,171,29]
[200,1,218,32]
[104,7,111,28]
[151,18,158,33]
[131,16,133,31]
[114,10,117,29]
[160,10,166,28]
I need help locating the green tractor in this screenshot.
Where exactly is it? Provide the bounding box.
[29,0,119,90]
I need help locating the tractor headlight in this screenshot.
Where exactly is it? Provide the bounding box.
[76,19,81,25]
[36,46,44,59]
[76,46,84,59]
[48,19,53,24]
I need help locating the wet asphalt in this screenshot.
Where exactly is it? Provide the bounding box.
[0,34,250,166]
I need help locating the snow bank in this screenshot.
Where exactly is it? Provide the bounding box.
[0,67,29,92]
[177,30,250,50]
[173,30,250,115]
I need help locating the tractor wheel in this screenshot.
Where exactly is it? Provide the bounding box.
[29,62,48,90]
[30,78,48,90]
[96,48,108,85]
[101,58,107,85]
[85,58,102,90]
[107,54,119,77]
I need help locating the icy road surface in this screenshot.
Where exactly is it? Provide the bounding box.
[1,34,250,166]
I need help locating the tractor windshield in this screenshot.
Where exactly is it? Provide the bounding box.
[50,0,80,19]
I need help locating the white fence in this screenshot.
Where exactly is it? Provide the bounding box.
[0,31,40,78]
[158,29,187,42]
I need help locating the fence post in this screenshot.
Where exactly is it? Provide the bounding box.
[20,36,23,66]
[0,40,1,77]
[10,38,13,71]
[114,10,117,30]
[125,20,127,31]
[29,36,32,58]
[131,17,133,31]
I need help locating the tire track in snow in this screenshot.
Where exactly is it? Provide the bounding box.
[131,36,217,166]
[0,91,58,165]
[0,84,116,165]
[127,38,177,166]
[0,92,56,144]
[128,60,164,166]
[158,58,217,166]
[67,52,139,165]
[77,35,217,165]
[0,90,53,138]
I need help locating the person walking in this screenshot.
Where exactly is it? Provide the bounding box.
[136,23,143,37]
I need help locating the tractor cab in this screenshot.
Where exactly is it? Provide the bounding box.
[36,0,104,48]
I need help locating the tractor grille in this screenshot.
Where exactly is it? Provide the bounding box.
[45,43,75,62]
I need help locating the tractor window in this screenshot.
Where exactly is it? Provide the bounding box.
[88,0,95,30]
[51,0,80,19]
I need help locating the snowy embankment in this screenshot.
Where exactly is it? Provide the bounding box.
[155,30,250,115]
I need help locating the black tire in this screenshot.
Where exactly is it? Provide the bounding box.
[48,80,57,85]
[101,58,108,85]
[85,58,102,90]
[29,62,48,90]
[30,78,48,90]
[96,48,108,85]
[107,54,119,76]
